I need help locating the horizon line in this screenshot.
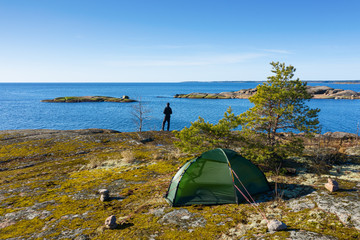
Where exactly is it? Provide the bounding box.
[0,80,360,84]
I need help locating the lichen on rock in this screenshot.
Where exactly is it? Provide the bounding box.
[0,129,359,239]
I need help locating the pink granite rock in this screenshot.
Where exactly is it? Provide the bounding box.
[325,178,339,192]
[105,215,117,229]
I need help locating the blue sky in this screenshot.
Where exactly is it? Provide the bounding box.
[0,0,359,82]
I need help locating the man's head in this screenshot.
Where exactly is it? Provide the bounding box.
[167,102,170,107]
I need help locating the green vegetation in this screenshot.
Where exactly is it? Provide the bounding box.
[239,62,320,165]
[0,129,359,239]
[174,107,241,154]
[176,62,320,168]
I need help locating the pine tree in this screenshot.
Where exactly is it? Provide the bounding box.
[239,62,320,164]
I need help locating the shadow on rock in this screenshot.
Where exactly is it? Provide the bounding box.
[336,188,357,193]
[116,222,134,230]
[274,183,316,200]
[256,183,316,203]
[109,196,126,201]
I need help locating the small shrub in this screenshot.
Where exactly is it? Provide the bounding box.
[308,150,348,174]
[174,107,242,154]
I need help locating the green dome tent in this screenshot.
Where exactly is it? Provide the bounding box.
[165,148,271,206]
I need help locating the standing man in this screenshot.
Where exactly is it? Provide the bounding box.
[161,102,172,131]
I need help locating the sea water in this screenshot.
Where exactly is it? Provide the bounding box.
[0,82,359,134]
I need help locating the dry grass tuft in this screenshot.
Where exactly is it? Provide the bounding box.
[152,151,164,160]
[121,149,136,164]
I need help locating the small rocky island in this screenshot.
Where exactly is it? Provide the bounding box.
[41,95,136,103]
[175,86,360,99]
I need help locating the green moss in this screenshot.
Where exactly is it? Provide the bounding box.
[217,95,230,99]
[54,97,66,101]
[1,130,359,240]
[0,138,97,161]
[188,95,206,99]
[204,95,218,99]
[283,208,359,239]
[60,169,122,192]
[0,218,45,239]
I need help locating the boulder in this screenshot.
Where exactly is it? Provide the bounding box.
[324,178,339,192]
[105,215,118,229]
[99,189,110,202]
[267,219,287,231]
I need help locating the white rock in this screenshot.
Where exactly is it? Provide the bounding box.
[267,219,287,231]
[99,189,110,202]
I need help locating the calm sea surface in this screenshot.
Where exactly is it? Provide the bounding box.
[0,82,359,134]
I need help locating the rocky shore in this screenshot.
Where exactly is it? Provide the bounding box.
[41,96,136,103]
[0,129,359,239]
[174,86,360,99]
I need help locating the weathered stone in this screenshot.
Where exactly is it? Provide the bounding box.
[105,215,118,229]
[219,92,235,98]
[324,178,339,192]
[345,146,360,156]
[313,191,360,230]
[287,196,316,212]
[324,131,358,139]
[289,230,338,239]
[267,219,287,231]
[158,209,206,229]
[174,85,360,99]
[99,189,110,202]
[306,86,334,95]
[333,90,359,97]
[100,195,109,202]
